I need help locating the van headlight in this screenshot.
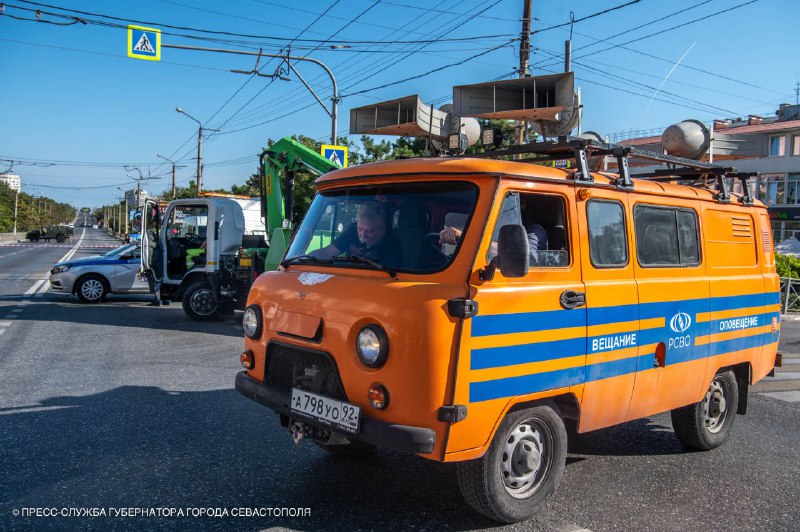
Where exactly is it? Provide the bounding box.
[243,305,263,339]
[51,264,71,274]
[356,325,388,368]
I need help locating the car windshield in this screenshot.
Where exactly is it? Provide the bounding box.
[104,244,137,257]
[285,181,478,274]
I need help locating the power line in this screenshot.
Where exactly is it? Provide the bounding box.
[530,0,644,36]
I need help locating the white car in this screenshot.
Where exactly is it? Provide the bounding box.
[49,244,149,302]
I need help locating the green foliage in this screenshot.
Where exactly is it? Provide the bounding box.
[775,254,800,278]
[0,181,76,233]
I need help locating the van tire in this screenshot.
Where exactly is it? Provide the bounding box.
[313,439,375,457]
[182,281,219,321]
[671,369,738,451]
[76,274,108,303]
[456,402,567,523]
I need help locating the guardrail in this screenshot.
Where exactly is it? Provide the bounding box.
[780,277,800,314]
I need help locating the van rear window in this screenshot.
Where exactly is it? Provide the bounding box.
[634,205,700,267]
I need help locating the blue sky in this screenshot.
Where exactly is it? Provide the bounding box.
[0,0,797,207]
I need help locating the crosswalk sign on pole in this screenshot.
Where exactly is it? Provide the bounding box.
[321,145,348,168]
[127,25,161,61]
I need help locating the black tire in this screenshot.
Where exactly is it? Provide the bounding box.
[313,439,375,457]
[181,281,219,321]
[456,402,567,523]
[76,274,108,303]
[29,234,39,242]
[671,369,738,451]
[56,234,66,243]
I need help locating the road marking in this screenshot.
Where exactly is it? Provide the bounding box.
[23,279,47,296]
[761,390,800,402]
[11,308,22,313]
[763,371,800,381]
[0,329,5,335]
[2,315,16,319]
[0,321,12,327]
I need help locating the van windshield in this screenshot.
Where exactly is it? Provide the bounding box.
[285,182,478,274]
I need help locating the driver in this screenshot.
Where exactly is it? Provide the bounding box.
[310,202,402,266]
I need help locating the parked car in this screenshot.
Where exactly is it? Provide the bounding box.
[26,224,73,243]
[49,244,149,302]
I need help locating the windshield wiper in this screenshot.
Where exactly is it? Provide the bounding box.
[337,255,397,277]
[280,255,334,269]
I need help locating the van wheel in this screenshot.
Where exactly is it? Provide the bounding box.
[456,403,567,523]
[313,439,375,457]
[182,281,219,321]
[76,275,108,303]
[56,234,66,243]
[671,369,738,451]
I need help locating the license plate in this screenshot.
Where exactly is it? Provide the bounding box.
[239,258,252,267]
[290,388,360,434]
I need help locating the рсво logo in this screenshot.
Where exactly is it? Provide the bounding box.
[669,312,692,333]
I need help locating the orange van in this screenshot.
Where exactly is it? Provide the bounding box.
[235,139,781,522]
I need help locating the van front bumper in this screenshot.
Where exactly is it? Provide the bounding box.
[235,371,436,454]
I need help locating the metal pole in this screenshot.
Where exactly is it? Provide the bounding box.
[124,194,129,236]
[197,126,203,195]
[171,163,176,200]
[165,44,339,146]
[516,0,533,147]
[13,188,18,238]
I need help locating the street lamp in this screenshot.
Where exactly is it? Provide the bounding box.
[176,107,217,195]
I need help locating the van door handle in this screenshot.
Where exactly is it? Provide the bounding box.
[560,290,586,309]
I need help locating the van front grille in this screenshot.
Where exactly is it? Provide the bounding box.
[265,342,347,401]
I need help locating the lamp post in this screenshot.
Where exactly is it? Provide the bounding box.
[157,153,185,200]
[12,186,19,238]
[176,108,217,195]
[117,187,128,237]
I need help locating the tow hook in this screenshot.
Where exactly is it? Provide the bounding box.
[288,419,310,444]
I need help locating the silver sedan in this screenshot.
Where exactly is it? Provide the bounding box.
[49,244,149,303]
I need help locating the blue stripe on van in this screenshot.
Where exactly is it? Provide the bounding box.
[469,354,653,403]
[472,307,585,337]
[472,337,585,370]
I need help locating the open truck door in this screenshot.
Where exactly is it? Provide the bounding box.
[140,199,164,294]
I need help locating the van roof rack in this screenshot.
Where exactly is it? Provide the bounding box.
[465,138,756,204]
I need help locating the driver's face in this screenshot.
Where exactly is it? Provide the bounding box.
[356,217,385,247]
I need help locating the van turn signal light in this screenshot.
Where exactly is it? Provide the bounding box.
[240,350,255,370]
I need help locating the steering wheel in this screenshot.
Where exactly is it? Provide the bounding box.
[184,232,203,247]
[425,232,444,251]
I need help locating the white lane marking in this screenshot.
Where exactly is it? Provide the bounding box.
[0,329,5,335]
[763,371,800,381]
[0,321,12,327]
[3,315,16,319]
[23,279,47,296]
[760,390,800,402]
[11,308,22,313]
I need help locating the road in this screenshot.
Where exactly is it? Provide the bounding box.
[0,231,798,531]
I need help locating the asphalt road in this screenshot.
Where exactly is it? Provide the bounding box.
[1,229,798,531]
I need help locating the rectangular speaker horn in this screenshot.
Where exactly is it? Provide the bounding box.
[349,95,449,139]
[453,72,575,122]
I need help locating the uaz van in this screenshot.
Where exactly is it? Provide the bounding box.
[235,138,781,523]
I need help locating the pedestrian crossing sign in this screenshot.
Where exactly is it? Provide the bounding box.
[127,25,161,61]
[321,144,348,168]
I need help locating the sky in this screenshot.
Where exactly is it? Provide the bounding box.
[0,0,797,208]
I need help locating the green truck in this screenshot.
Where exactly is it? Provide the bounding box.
[26,225,73,243]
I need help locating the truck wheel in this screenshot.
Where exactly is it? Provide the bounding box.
[76,275,108,303]
[56,234,66,243]
[313,439,375,457]
[456,402,567,523]
[182,281,219,321]
[671,369,738,451]
[29,235,39,242]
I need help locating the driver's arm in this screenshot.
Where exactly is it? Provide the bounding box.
[309,243,342,259]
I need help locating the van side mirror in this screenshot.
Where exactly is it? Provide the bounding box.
[497,224,530,278]
[479,224,530,281]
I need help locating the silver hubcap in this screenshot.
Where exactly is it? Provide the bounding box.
[703,379,728,433]
[501,419,550,498]
[189,288,216,316]
[81,279,103,301]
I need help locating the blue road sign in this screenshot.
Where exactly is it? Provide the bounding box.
[127,25,161,61]
[321,144,348,168]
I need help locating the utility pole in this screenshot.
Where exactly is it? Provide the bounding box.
[516,0,534,147]
[12,187,19,238]
[158,154,186,200]
[176,109,218,195]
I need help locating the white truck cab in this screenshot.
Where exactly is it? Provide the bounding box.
[141,197,266,320]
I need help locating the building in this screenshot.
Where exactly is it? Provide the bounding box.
[0,173,21,192]
[124,188,149,208]
[619,103,800,242]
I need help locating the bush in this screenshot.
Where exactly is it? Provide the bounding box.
[775,254,800,278]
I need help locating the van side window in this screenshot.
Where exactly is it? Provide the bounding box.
[634,205,700,267]
[587,200,627,267]
[488,192,569,267]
